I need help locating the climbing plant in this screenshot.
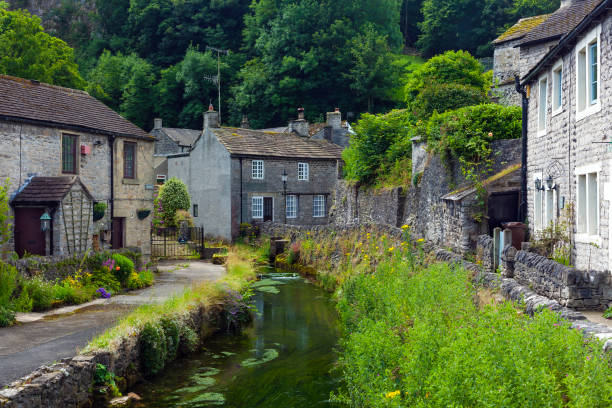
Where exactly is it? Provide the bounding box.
[0,179,12,258]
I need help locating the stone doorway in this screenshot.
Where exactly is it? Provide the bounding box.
[14,207,46,257]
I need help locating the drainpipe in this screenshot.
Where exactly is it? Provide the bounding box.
[239,158,243,225]
[515,76,528,224]
[109,135,116,247]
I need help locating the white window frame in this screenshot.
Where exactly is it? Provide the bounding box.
[533,172,543,231]
[286,195,298,219]
[575,163,601,245]
[252,196,264,219]
[298,162,309,181]
[252,160,264,180]
[313,195,326,218]
[537,75,548,136]
[575,25,601,121]
[544,188,555,227]
[551,59,563,116]
[156,174,167,184]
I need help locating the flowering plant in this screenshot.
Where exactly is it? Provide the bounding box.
[96,287,111,299]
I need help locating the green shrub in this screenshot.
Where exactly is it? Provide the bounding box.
[125,269,154,290]
[23,277,54,311]
[93,202,107,221]
[179,323,199,354]
[0,261,18,308]
[174,209,194,227]
[88,267,121,293]
[93,363,120,397]
[160,316,181,362]
[13,287,33,312]
[53,283,95,305]
[111,254,134,284]
[0,305,15,327]
[138,269,154,286]
[411,82,488,119]
[154,178,190,228]
[140,321,167,376]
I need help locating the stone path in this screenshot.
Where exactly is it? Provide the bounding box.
[0,261,225,386]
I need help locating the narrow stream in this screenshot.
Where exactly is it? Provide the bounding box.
[133,272,342,407]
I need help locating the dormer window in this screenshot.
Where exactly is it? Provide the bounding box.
[576,25,600,120]
[252,160,264,179]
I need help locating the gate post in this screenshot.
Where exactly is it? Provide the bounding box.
[164,229,167,258]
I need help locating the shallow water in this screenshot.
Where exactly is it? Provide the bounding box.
[133,273,342,407]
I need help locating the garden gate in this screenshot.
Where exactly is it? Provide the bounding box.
[151,227,205,259]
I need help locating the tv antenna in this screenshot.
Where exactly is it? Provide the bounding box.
[205,46,229,124]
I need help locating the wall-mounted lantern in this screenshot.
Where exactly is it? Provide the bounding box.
[534,178,543,191]
[40,212,51,232]
[545,175,556,190]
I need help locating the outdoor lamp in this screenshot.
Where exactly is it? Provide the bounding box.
[545,176,555,190]
[40,212,51,232]
[534,178,542,191]
[281,170,288,183]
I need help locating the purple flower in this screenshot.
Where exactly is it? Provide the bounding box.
[96,288,111,299]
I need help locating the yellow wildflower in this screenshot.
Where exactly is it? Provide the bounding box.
[388,247,394,252]
[401,224,409,230]
[417,238,425,242]
[385,390,401,399]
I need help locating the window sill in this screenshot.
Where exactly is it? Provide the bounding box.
[122,178,140,185]
[576,103,601,122]
[552,108,563,117]
[537,129,546,137]
[575,234,601,246]
[313,215,326,218]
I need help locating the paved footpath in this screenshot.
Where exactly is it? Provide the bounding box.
[0,261,225,386]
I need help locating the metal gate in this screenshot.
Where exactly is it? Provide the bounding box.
[151,227,205,259]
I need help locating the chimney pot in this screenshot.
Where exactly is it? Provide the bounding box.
[203,108,219,130]
[326,109,342,130]
[208,103,215,112]
[153,118,162,130]
[298,107,305,120]
[241,115,250,129]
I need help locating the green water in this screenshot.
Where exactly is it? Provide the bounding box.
[133,273,342,407]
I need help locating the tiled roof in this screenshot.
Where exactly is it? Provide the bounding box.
[213,128,343,159]
[519,0,603,46]
[493,14,550,44]
[0,75,151,139]
[12,176,93,204]
[160,128,201,147]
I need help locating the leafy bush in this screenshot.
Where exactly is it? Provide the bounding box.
[13,287,33,312]
[411,82,488,119]
[343,109,413,184]
[422,103,521,163]
[23,277,54,311]
[0,179,12,256]
[140,321,168,377]
[88,267,121,293]
[0,261,18,308]
[0,305,15,327]
[179,323,199,354]
[53,283,95,305]
[125,269,154,290]
[111,254,134,284]
[154,178,190,228]
[93,202,107,221]
[93,363,120,397]
[160,316,181,362]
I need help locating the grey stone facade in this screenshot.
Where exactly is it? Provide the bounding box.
[169,110,342,241]
[524,12,612,271]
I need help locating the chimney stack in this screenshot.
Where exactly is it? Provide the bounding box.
[203,104,220,130]
[289,107,309,137]
[241,115,250,129]
[323,126,333,142]
[153,118,162,130]
[326,108,342,130]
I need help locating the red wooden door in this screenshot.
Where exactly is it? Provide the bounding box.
[14,208,46,257]
[112,218,125,249]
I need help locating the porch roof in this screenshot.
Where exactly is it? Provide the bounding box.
[11,176,93,205]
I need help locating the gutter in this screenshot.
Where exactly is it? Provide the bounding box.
[515,76,529,224]
[521,0,611,86]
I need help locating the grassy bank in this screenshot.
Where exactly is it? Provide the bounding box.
[83,245,258,355]
[284,227,612,407]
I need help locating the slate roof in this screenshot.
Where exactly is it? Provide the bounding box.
[519,0,603,46]
[493,15,550,44]
[159,128,201,147]
[213,128,343,159]
[12,176,93,204]
[0,75,151,140]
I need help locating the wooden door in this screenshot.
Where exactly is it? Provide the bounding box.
[112,218,125,249]
[14,208,46,257]
[263,197,273,222]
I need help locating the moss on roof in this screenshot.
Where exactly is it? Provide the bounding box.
[494,14,550,44]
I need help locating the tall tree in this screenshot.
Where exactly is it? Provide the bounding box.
[0,2,85,88]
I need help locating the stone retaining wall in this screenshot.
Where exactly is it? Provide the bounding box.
[0,302,224,407]
[475,234,612,310]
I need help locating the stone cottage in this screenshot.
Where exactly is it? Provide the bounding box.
[515,0,612,271]
[0,75,155,258]
[168,107,343,240]
[150,118,201,184]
